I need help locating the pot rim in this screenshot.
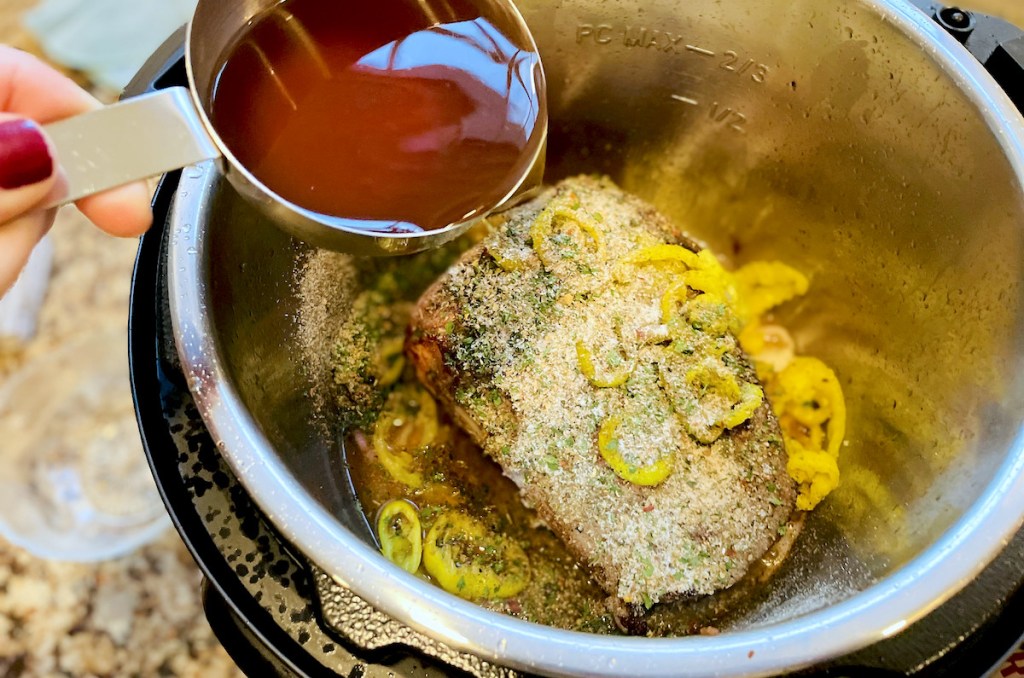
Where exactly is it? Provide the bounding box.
[168,1,1024,675]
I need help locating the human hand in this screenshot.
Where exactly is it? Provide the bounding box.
[0,45,153,295]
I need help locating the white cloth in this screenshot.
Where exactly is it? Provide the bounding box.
[23,0,198,91]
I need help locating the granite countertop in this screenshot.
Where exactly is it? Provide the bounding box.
[0,205,242,677]
[0,1,1023,677]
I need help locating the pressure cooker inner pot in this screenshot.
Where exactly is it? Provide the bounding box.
[187,0,1024,654]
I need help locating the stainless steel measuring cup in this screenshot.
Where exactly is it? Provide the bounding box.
[43,0,547,255]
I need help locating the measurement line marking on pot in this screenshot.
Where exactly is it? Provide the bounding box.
[573,24,770,84]
[671,94,700,106]
[670,95,749,133]
[685,44,715,56]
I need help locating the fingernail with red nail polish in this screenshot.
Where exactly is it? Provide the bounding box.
[0,119,54,190]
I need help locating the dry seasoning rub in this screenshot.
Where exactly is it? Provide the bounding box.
[316,243,474,430]
[336,176,845,633]
[408,176,838,607]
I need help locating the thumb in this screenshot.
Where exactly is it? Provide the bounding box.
[0,116,58,225]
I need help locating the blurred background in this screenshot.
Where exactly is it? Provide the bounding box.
[0,0,1020,676]
[0,0,240,676]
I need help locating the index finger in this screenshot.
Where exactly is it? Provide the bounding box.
[0,46,98,122]
[0,46,153,236]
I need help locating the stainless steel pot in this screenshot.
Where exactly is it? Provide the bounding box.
[167,0,1024,675]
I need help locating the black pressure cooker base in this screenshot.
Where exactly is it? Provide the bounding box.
[131,170,494,678]
[127,17,1024,678]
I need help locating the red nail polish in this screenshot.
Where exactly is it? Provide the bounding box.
[0,119,54,190]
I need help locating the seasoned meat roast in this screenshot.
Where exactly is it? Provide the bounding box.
[408,176,795,607]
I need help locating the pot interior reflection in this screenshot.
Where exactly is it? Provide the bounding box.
[170,0,1024,673]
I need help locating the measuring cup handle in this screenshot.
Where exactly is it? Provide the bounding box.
[43,87,221,209]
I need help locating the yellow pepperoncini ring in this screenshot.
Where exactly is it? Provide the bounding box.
[377,499,423,573]
[764,357,846,509]
[684,294,740,338]
[489,248,530,272]
[372,387,440,488]
[685,364,742,403]
[485,240,533,272]
[575,340,634,388]
[771,357,846,460]
[423,511,530,600]
[620,244,704,270]
[530,205,605,269]
[733,261,810,319]
[658,361,762,443]
[374,336,406,387]
[616,245,721,283]
[597,415,674,486]
[721,381,765,429]
[784,439,840,511]
[660,270,740,324]
[684,365,762,431]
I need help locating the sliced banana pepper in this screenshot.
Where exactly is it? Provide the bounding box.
[721,381,765,429]
[659,357,763,444]
[766,356,846,509]
[619,243,705,270]
[598,415,674,486]
[660,269,741,324]
[684,365,763,432]
[423,511,530,600]
[488,247,530,272]
[377,499,423,573]
[530,205,605,269]
[785,439,840,512]
[372,386,440,488]
[575,340,634,388]
[770,357,845,459]
[733,261,809,320]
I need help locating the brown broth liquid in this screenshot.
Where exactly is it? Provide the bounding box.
[210,0,545,232]
[346,383,791,636]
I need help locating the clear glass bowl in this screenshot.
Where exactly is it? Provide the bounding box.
[0,327,167,561]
